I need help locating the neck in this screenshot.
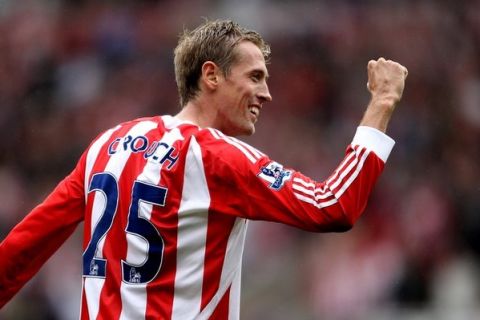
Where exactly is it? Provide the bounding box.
[175,100,216,129]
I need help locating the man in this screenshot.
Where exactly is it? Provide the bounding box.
[0,19,407,319]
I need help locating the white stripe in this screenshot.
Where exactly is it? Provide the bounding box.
[326,148,357,187]
[294,192,338,209]
[87,122,155,253]
[222,137,257,163]
[335,148,370,198]
[84,125,120,200]
[228,135,265,158]
[119,285,147,320]
[293,181,335,203]
[315,192,334,201]
[208,128,258,163]
[292,180,332,200]
[197,218,248,320]
[171,136,210,320]
[208,128,221,140]
[228,259,243,320]
[328,147,364,190]
[293,146,369,209]
[314,185,330,194]
[84,278,105,319]
[294,147,370,208]
[83,120,157,319]
[293,177,315,188]
[217,131,263,161]
[163,115,199,130]
[119,127,185,319]
[292,183,315,196]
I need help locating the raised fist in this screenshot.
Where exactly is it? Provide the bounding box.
[367,58,408,106]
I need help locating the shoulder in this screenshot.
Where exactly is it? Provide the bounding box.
[114,116,164,133]
[195,128,266,165]
[81,116,166,164]
[90,116,170,146]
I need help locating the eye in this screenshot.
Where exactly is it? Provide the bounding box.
[250,74,260,82]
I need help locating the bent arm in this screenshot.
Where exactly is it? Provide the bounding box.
[200,127,394,232]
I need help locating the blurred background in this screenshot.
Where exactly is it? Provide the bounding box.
[1,0,479,319]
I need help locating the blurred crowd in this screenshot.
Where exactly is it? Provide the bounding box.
[1,0,480,319]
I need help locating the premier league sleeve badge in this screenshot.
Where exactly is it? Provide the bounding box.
[258,161,292,190]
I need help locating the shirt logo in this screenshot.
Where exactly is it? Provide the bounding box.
[258,162,292,190]
[89,261,99,276]
[129,268,142,283]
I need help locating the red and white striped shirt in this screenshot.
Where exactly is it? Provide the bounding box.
[0,115,394,319]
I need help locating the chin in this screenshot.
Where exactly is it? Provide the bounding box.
[224,123,255,137]
[240,125,255,136]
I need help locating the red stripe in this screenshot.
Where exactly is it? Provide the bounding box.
[200,214,236,311]
[98,121,158,318]
[96,159,138,318]
[145,127,187,319]
[211,129,260,162]
[82,130,123,249]
[83,121,139,318]
[327,146,360,188]
[293,146,366,208]
[326,145,359,188]
[80,283,89,320]
[292,178,337,207]
[330,146,367,195]
[81,139,112,318]
[208,287,231,320]
[230,135,263,158]
[82,123,131,252]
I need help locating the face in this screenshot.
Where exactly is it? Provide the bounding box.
[213,41,272,136]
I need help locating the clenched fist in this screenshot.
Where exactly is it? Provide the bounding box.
[367,57,408,105]
[360,58,408,133]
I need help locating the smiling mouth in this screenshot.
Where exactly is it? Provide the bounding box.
[249,105,260,118]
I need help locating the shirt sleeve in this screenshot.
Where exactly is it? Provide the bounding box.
[201,127,394,232]
[0,152,87,308]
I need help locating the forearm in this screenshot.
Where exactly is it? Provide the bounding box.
[0,208,79,307]
[0,171,85,307]
[314,126,394,230]
[359,97,396,133]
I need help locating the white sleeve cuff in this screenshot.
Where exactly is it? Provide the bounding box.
[351,126,395,162]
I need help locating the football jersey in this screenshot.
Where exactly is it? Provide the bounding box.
[0,115,394,319]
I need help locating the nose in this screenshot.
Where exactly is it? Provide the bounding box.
[258,84,272,103]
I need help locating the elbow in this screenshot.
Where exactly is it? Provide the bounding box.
[328,219,355,233]
[333,201,366,231]
[312,220,354,233]
[335,208,362,232]
[314,209,360,233]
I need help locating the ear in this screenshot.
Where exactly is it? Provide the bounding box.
[201,61,221,91]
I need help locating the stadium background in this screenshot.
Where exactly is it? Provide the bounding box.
[1,0,479,319]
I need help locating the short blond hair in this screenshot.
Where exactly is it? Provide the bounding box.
[174,19,270,107]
